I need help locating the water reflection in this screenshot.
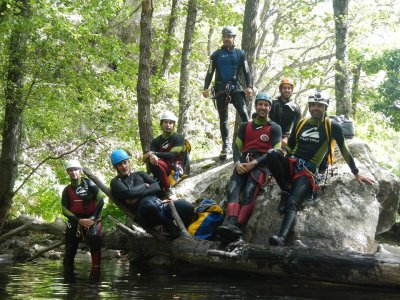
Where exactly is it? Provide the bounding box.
[0,257,398,299]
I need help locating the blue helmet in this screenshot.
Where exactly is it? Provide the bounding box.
[110,149,129,165]
[255,91,272,105]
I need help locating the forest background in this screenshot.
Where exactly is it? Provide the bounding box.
[0,0,399,230]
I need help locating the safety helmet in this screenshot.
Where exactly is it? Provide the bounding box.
[160,110,178,123]
[65,159,82,170]
[222,26,236,36]
[279,78,294,90]
[308,90,330,106]
[255,91,272,105]
[110,149,130,165]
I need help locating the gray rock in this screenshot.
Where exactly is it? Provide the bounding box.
[176,139,400,252]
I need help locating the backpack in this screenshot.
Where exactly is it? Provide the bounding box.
[329,115,355,139]
[188,199,224,240]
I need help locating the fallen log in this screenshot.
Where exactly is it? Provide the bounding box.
[83,167,400,288]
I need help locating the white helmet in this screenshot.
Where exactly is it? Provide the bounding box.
[65,159,82,170]
[160,110,178,123]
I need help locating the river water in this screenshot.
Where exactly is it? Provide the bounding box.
[0,257,398,299]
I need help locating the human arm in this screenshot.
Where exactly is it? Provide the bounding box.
[239,50,253,94]
[61,187,79,223]
[203,52,217,97]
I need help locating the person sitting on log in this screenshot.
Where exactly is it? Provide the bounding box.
[264,90,375,247]
[61,159,105,278]
[143,110,187,199]
[216,91,282,243]
[109,149,194,237]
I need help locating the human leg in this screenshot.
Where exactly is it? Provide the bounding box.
[231,92,249,123]
[237,168,265,225]
[87,222,102,268]
[63,221,80,267]
[216,94,230,159]
[269,176,311,246]
[149,159,171,190]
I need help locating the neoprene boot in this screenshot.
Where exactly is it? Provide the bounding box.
[219,139,230,160]
[216,216,242,243]
[278,189,291,215]
[269,211,296,246]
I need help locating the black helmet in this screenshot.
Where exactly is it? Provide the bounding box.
[222,26,236,36]
[308,90,330,106]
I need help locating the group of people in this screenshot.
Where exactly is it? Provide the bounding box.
[60,25,375,278]
[61,110,194,277]
[204,26,375,246]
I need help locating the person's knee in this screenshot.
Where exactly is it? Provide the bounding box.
[284,197,301,214]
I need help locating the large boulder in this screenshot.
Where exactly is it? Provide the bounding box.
[176,139,400,252]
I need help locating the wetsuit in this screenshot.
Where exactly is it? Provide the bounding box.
[110,171,194,231]
[265,117,359,243]
[269,96,301,138]
[204,46,252,150]
[61,177,105,268]
[149,132,185,190]
[226,118,282,225]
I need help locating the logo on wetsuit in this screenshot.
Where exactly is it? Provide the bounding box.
[260,134,269,142]
[300,127,319,142]
[162,141,170,150]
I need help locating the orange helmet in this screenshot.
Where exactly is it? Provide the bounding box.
[279,78,294,90]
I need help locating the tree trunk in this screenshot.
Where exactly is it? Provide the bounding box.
[351,63,362,115]
[159,0,181,77]
[177,0,197,136]
[0,0,30,231]
[136,0,154,152]
[233,0,259,143]
[333,0,351,117]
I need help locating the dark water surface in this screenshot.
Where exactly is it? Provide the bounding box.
[0,257,398,299]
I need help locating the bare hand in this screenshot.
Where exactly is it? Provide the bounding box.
[126,198,139,206]
[143,151,152,163]
[149,153,158,165]
[355,174,375,185]
[235,162,254,174]
[244,87,253,98]
[78,218,94,228]
[202,89,210,98]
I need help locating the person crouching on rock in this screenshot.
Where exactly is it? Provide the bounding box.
[216,91,282,243]
[61,159,105,278]
[265,90,375,247]
[109,149,194,237]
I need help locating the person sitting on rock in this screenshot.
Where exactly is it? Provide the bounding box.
[143,110,186,199]
[265,90,375,247]
[216,91,282,243]
[110,149,194,236]
[61,159,105,278]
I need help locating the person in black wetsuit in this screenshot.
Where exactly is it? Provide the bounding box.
[143,111,186,198]
[202,26,253,160]
[61,159,105,278]
[216,91,282,243]
[269,78,301,146]
[109,149,194,236]
[265,90,375,246]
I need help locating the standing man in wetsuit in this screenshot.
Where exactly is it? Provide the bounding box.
[202,26,253,160]
[109,149,194,235]
[216,92,282,243]
[265,90,375,247]
[61,159,105,278]
[269,78,301,146]
[143,111,186,198]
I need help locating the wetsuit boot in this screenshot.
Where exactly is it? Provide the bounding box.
[269,211,296,246]
[219,138,230,160]
[216,216,242,243]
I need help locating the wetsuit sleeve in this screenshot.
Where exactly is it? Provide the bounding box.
[286,121,298,154]
[332,122,359,175]
[204,51,217,90]
[87,179,105,219]
[110,177,147,202]
[239,50,252,88]
[61,187,79,223]
[137,171,161,197]
[233,123,246,163]
[154,134,184,160]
